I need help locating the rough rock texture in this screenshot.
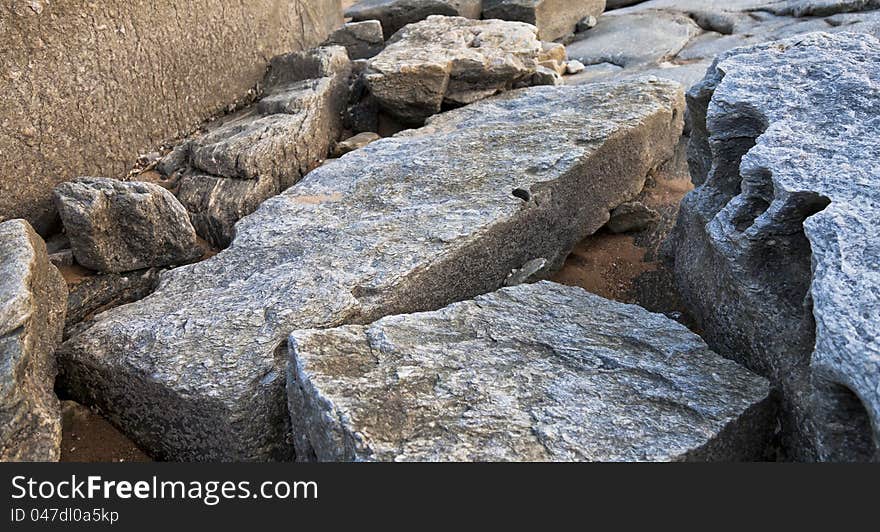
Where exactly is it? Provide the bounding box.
[607,201,660,233]
[64,269,163,340]
[346,0,483,39]
[54,178,201,273]
[0,0,341,235]
[325,20,386,59]
[672,32,880,461]
[287,281,774,462]
[607,0,645,7]
[366,16,567,123]
[566,1,880,89]
[175,46,353,248]
[332,132,382,157]
[482,0,607,41]
[0,219,67,461]
[58,80,684,462]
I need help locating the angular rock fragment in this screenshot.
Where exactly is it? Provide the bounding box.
[607,201,660,233]
[64,268,163,340]
[176,46,352,248]
[325,20,385,60]
[58,80,684,461]
[54,178,201,273]
[1,219,67,461]
[331,132,382,157]
[672,33,880,461]
[483,0,606,42]
[287,282,774,462]
[346,0,483,39]
[366,16,568,123]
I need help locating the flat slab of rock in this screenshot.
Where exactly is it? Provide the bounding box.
[672,32,880,461]
[325,20,385,59]
[54,178,201,273]
[58,80,684,461]
[346,0,483,39]
[176,46,352,248]
[483,0,606,41]
[1,219,67,461]
[287,281,774,462]
[367,16,567,123]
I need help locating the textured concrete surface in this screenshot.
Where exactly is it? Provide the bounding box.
[0,0,342,234]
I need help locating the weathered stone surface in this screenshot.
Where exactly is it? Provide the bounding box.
[607,0,645,7]
[325,20,385,59]
[672,32,880,461]
[287,281,774,462]
[0,219,66,461]
[567,11,701,68]
[54,178,201,273]
[0,0,341,235]
[58,80,684,462]
[482,0,607,42]
[607,201,660,233]
[64,268,163,340]
[346,0,483,39]
[176,46,353,248]
[766,1,880,17]
[366,16,567,123]
[332,132,382,157]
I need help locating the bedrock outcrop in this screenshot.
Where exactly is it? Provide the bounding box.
[0,219,67,461]
[58,80,684,461]
[287,281,774,462]
[671,32,880,461]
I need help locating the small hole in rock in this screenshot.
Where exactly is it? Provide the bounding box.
[512,188,531,202]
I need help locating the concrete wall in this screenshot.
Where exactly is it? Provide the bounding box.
[0,0,342,233]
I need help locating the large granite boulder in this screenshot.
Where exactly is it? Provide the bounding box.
[0,219,67,461]
[672,32,880,461]
[346,0,483,39]
[288,282,774,462]
[366,16,567,124]
[54,178,201,273]
[58,80,684,462]
[482,0,607,41]
[175,46,352,248]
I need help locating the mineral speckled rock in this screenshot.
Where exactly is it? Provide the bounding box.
[366,16,568,123]
[324,20,386,60]
[346,0,484,39]
[176,46,352,248]
[482,0,607,42]
[58,80,684,462]
[0,219,67,461]
[287,282,774,462]
[54,178,201,274]
[672,32,880,461]
[64,268,163,340]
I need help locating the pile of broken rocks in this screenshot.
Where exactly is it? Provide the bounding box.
[2,0,878,463]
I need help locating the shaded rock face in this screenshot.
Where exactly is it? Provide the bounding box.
[346,0,483,39]
[0,0,341,235]
[482,0,607,41]
[671,33,880,461]
[64,269,163,340]
[366,16,567,124]
[566,1,880,90]
[0,219,67,461]
[325,21,386,59]
[58,80,684,462]
[175,46,352,248]
[287,282,774,462]
[54,178,201,274]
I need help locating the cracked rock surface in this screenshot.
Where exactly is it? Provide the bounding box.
[366,16,567,123]
[0,219,67,462]
[54,178,201,274]
[346,0,483,39]
[482,0,607,41]
[672,32,880,461]
[58,80,684,462]
[287,281,774,462]
[174,46,352,248]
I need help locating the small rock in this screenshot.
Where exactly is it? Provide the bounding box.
[566,59,587,74]
[0,219,66,462]
[367,16,570,123]
[48,249,74,268]
[331,132,382,158]
[607,201,660,233]
[482,0,606,42]
[576,15,598,33]
[54,177,202,273]
[325,20,385,60]
[287,282,774,461]
[346,0,483,39]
